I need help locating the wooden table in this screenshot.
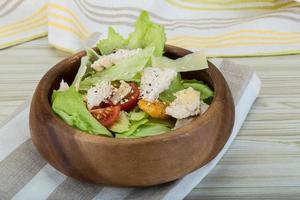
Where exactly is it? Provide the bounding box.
[1,38,299,199]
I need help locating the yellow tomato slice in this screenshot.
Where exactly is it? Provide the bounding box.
[138,99,169,119]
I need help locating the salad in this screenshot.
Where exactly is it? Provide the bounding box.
[51,11,214,138]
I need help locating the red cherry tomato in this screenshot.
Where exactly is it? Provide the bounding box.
[90,106,121,127]
[106,83,140,111]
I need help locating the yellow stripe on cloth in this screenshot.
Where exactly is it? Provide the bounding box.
[169,35,300,43]
[0,2,90,48]
[168,32,300,44]
[48,21,85,39]
[2,0,300,57]
[199,49,300,58]
[48,12,89,38]
[169,40,300,48]
[0,21,47,38]
[180,0,282,5]
[168,29,300,41]
[48,2,90,37]
[166,0,298,10]
[0,5,47,34]
[0,32,47,49]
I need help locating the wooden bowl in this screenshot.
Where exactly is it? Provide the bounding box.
[29,45,235,187]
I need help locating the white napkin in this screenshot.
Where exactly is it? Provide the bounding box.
[0,0,47,49]
[0,60,260,200]
[47,0,300,57]
[1,0,300,57]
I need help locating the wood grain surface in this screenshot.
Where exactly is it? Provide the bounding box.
[1,38,300,199]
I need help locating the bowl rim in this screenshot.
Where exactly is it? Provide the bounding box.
[33,45,227,146]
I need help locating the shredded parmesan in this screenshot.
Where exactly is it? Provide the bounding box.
[86,81,113,109]
[110,81,132,104]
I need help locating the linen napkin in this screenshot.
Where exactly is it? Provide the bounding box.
[0,60,261,200]
[0,0,47,49]
[1,0,300,57]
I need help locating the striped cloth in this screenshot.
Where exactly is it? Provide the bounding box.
[0,60,261,200]
[1,0,300,57]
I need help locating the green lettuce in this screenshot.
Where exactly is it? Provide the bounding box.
[122,118,149,136]
[96,46,154,81]
[182,81,214,100]
[51,11,214,138]
[148,117,176,128]
[152,51,208,72]
[86,48,100,62]
[181,79,203,84]
[159,74,185,102]
[158,73,214,103]
[124,110,149,136]
[116,122,170,138]
[79,47,154,90]
[72,48,99,91]
[127,11,166,56]
[128,110,148,121]
[109,112,130,133]
[113,111,173,138]
[130,73,142,83]
[72,56,88,91]
[96,11,165,57]
[132,123,170,137]
[109,109,150,136]
[97,27,128,55]
[51,87,111,136]
[78,11,166,91]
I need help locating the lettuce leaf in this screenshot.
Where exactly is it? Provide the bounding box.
[97,27,128,55]
[181,79,203,84]
[52,87,112,136]
[114,112,172,138]
[158,72,214,103]
[152,51,208,72]
[96,11,165,57]
[72,48,99,91]
[181,78,214,103]
[86,48,100,62]
[116,123,170,138]
[109,112,130,133]
[130,72,142,83]
[148,117,176,128]
[182,81,214,100]
[79,47,154,90]
[80,11,166,91]
[143,22,165,57]
[109,109,150,135]
[159,74,185,102]
[128,110,148,121]
[132,123,170,137]
[72,56,88,91]
[122,118,149,136]
[127,11,166,56]
[97,46,154,81]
